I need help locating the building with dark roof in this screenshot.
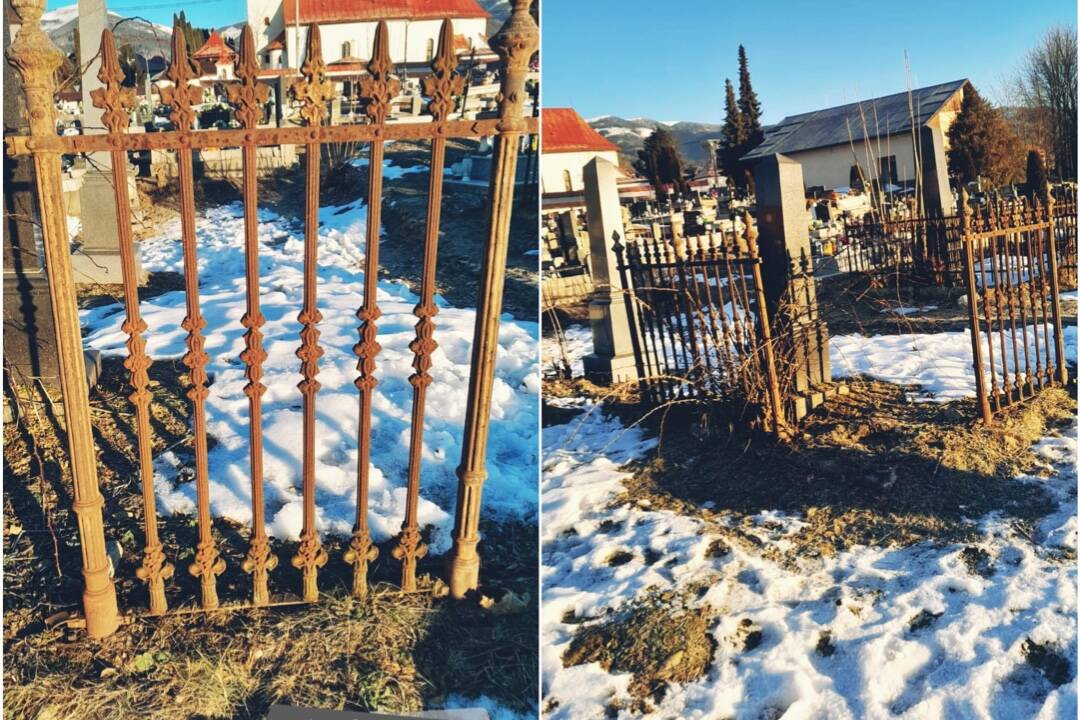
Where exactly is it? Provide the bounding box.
[743,80,968,195]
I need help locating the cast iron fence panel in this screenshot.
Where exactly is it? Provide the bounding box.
[5,0,538,636]
[841,188,1078,292]
[615,216,787,435]
[959,187,1069,425]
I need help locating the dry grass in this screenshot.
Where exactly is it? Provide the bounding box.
[616,380,1075,563]
[3,361,537,719]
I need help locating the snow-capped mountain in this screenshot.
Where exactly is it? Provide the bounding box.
[41,3,172,60]
[588,114,724,168]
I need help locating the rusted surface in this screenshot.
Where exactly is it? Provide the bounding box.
[447,0,538,598]
[5,117,537,156]
[615,224,787,434]
[230,27,278,606]
[960,185,1072,425]
[12,0,537,623]
[6,0,121,638]
[161,29,226,610]
[394,20,461,592]
[92,29,174,615]
[290,25,332,603]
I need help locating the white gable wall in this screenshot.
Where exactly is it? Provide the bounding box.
[541,149,620,195]
[786,134,917,191]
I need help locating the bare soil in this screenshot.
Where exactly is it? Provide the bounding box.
[561,589,716,713]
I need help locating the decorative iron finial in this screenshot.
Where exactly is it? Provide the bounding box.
[6,0,66,136]
[422,20,465,122]
[292,24,334,126]
[91,30,136,134]
[360,21,400,124]
[489,0,538,130]
[161,24,200,131]
[228,26,270,130]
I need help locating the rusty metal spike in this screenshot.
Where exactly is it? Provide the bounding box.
[422,20,464,122]
[228,25,270,130]
[161,23,199,130]
[91,30,135,134]
[292,24,333,127]
[360,20,400,124]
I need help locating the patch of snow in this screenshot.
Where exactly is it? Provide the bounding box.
[542,402,1078,719]
[831,327,1078,402]
[80,160,538,550]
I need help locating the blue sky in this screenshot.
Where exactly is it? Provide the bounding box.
[46,0,246,30]
[543,0,1077,124]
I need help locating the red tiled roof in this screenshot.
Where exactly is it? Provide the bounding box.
[193,29,235,60]
[284,0,488,25]
[265,32,286,51]
[541,108,619,154]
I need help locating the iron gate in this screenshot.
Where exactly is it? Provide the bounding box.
[615,214,788,435]
[959,186,1070,425]
[5,0,538,637]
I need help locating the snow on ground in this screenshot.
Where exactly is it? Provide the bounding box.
[832,325,1078,403]
[543,324,592,378]
[81,164,538,552]
[543,324,1077,719]
[542,408,1077,720]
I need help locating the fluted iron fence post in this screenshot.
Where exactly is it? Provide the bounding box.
[5,0,120,637]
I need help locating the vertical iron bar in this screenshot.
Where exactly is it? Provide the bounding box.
[160,27,226,609]
[289,24,333,602]
[960,190,992,425]
[230,27,277,605]
[395,20,460,592]
[1044,186,1068,385]
[93,29,173,614]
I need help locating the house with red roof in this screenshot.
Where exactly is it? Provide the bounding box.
[247,0,495,73]
[541,107,621,199]
[192,30,238,81]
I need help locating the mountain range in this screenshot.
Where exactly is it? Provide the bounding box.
[41,4,173,61]
[588,115,725,170]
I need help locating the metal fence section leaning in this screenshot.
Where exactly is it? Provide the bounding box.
[959,185,1070,425]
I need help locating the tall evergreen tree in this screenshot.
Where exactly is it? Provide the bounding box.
[634,126,688,201]
[718,78,746,184]
[946,85,1024,186]
[736,45,764,150]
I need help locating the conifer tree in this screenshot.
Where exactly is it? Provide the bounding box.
[736,45,764,151]
[946,85,1023,186]
[719,78,746,183]
[634,126,688,201]
[1026,149,1048,199]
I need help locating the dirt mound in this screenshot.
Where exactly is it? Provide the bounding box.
[562,592,715,712]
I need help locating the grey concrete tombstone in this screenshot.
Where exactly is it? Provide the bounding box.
[752,153,830,399]
[581,156,639,384]
[71,0,146,286]
[919,124,955,217]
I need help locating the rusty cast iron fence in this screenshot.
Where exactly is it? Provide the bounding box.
[839,187,1078,291]
[614,214,788,436]
[5,0,537,637]
[959,186,1070,425]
